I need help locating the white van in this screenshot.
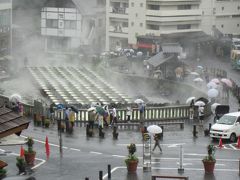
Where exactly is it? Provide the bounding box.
[210,112,240,142]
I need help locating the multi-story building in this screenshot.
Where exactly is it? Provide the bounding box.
[41,0,105,55]
[106,0,240,51]
[201,0,240,37]
[0,0,11,74]
[0,0,11,58]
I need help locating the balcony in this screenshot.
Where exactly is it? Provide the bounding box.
[147,0,200,2]
[147,9,201,17]
[146,16,201,23]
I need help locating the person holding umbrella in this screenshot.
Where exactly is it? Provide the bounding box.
[152,133,162,153]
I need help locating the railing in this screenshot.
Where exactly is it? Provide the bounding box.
[51,103,211,127]
[0,94,212,127]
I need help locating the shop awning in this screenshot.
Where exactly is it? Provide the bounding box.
[0,107,30,139]
[147,52,174,67]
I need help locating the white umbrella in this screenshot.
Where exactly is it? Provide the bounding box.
[207,81,217,89]
[134,99,144,104]
[207,89,219,98]
[147,125,162,134]
[197,65,203,69]
[186,97,195,104]
[9,94,22,103]
[193,78,204,82]
[194,101,205,106]
[190,72,199,76]
[87,107,96,112]
[211,103,221,114]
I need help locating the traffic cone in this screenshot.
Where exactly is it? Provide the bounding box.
[237,136,240,148]
[218,137,223,148]
[20,145,24,157]
[45,136,50,160]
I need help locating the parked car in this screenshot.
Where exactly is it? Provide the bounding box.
[210,112,240,142]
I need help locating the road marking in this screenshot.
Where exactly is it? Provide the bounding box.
[70,148,81,151]
[215,163,226,166]
[112,155,125,158]
[176,162,193,166]
[5,151,46,170]
[90,151,102,155]
[229,144,237,150]
[185,153,205,156]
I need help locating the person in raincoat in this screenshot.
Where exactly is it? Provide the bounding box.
[69,109,75,130]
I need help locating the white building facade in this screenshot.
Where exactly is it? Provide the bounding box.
[41,0,105,55]
[106,0,240,51]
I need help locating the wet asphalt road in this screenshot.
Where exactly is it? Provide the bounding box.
[1,117,240,180]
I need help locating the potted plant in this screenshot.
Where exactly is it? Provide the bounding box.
[202,144,216,173]
[16,156,26,174]
[24,137,36,166]
[0,168,7,178]
[125,143,138,173]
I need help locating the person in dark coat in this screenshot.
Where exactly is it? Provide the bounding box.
[152,133,162,152]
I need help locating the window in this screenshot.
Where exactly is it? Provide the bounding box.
[221,24,224,28]
[147,4,160,10]
[131,22,134,26]
[58,13,64,19]
[177,24,191,30]
[131,2,134,7]
[237,24,239,27]
[222,7,224,11]
[46,19,58,28]
[136,13,138,17]
[178,5,191,10]
[140,23,143,27]
[238,6,240,10]
[65,20,76,29]
[122,22,128,27]
[140,3,143,7]
[148,24,159,30]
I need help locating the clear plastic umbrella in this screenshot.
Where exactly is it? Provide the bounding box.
[194,101,205,106]
[134,99,144,104]
[9,94,22,103]
[186,97,195,104]
[207,81,217,89]
[207,89,219,98]
[147,125,162,134]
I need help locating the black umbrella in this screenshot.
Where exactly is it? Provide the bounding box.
[70,106,79,114]
[196,97,209,104]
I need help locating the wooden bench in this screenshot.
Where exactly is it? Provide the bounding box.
[152,175,189,180]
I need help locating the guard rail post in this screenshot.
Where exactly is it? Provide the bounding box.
[99,171,103,180]
[108,164,111,179]
[193,125,198,137]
